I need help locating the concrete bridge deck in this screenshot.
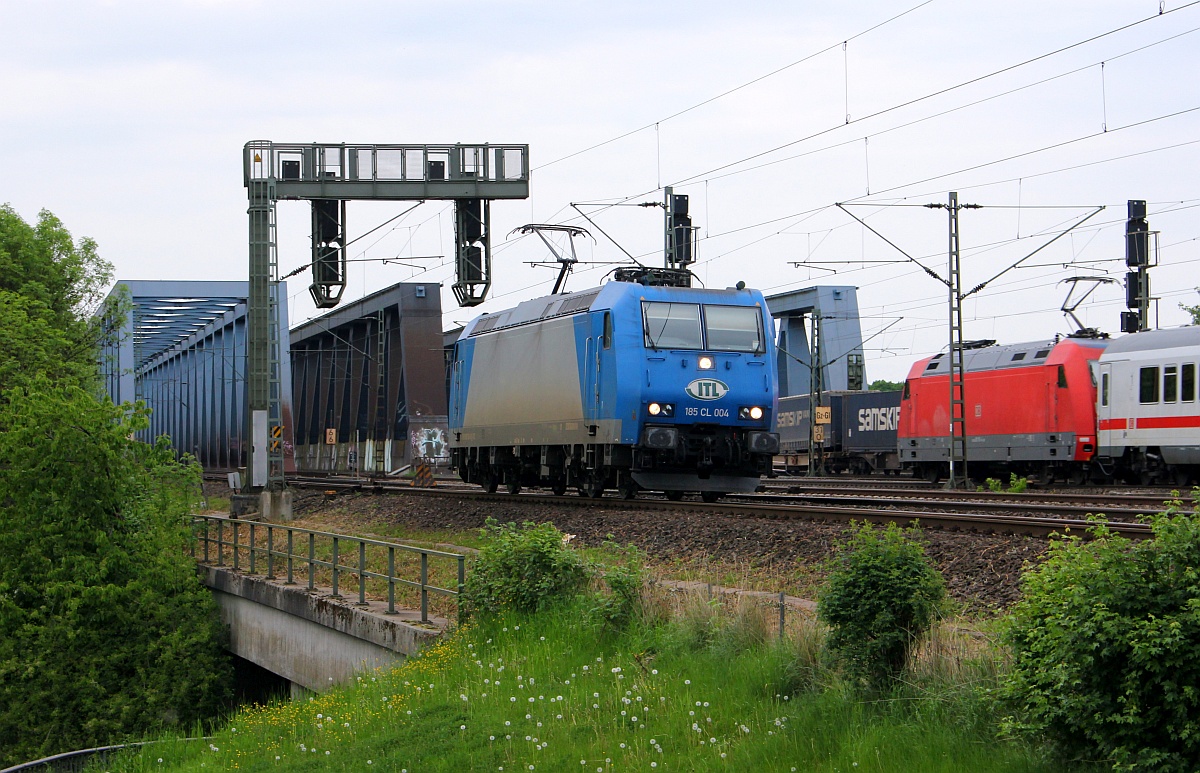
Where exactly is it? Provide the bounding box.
[199,564,451,694]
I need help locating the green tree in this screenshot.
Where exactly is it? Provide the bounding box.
[0,383,233,766]
[1182,290,1200,325]
[868,379,904,392]
[0,205,113,395]
[0,207,233,766]
[999,503,1200,771]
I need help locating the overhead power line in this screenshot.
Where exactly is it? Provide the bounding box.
[670,1,1200,187]
[533,0,936,171]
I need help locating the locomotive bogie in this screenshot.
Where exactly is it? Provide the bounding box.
[448,280,780,497]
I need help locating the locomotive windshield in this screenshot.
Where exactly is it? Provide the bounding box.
[704,305,763,353]
[642,301,764,353]
[643,302,703,349]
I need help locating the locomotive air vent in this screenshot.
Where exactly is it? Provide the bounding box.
[556,292,599,315]
[471,316,504,336]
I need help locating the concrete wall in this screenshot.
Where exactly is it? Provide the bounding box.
[199,566,444,693]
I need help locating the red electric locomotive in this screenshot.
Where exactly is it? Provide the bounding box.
[898,335,1111,484]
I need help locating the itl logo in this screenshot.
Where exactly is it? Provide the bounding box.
[685,378,729,401]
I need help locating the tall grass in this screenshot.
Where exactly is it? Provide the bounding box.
[91,587,1088,773]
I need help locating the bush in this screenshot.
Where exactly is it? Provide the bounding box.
[461,519,589,616]
[590,540,650,631]
[0,384,232,766]
[985,474,1028,493]
[818,522,946,688]
[999,498,1200,771]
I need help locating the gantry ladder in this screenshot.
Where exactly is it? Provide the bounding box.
[373,309,388,476]
[946,192,968,488]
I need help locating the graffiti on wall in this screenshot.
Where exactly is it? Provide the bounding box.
[411,425,449,460]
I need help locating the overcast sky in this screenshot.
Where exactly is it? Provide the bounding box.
[4,0,1198,383]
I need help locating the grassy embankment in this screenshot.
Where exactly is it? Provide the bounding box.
[92,587,1083,772]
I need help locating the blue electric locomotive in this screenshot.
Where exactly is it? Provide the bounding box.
[448,277,780,499]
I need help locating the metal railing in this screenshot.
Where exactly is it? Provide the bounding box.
[191,515,465,623]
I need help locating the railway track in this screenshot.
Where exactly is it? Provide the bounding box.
[742,488,1187,520]
[240,474,1179,540]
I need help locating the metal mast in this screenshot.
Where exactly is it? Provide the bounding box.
[945,192,968,489]
[806,312,825,477]
[246,176,285,490]
[243,141,529,508]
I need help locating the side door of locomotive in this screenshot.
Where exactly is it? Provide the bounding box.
[582,310,611,424]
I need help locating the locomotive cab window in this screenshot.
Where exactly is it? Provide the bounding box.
[602,311,613,349]
[1164,365,1178,403]
[1184,363,1196,402]
[703,305,764,353]
[642,302,702,350]
[1139,366,1160,404]
[1101,372,1109,406]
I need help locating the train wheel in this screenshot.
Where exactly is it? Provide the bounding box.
[665,490,684,501]
[506,478,521,495]
[579,474,605,498]
[922,465,942,485]
[482,473,499,494]
[701,491,723,503]
[618,478,639,500]
[551,480,568,496]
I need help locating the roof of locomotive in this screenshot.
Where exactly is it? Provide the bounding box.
[457,280,767,340]
[1100,325,1200,356]
[913,335,1110,378]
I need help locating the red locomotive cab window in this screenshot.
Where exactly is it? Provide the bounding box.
[1057,364,1067,388]
[902,380,911,400]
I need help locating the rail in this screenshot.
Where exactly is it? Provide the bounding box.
[191,515,465,623]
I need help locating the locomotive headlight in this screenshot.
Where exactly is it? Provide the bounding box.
[648,402,662,416]
[698,355,715,370]
[648,402,675,417]
[738,405,764,420]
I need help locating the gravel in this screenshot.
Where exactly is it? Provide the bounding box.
[264,486,1049,612]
